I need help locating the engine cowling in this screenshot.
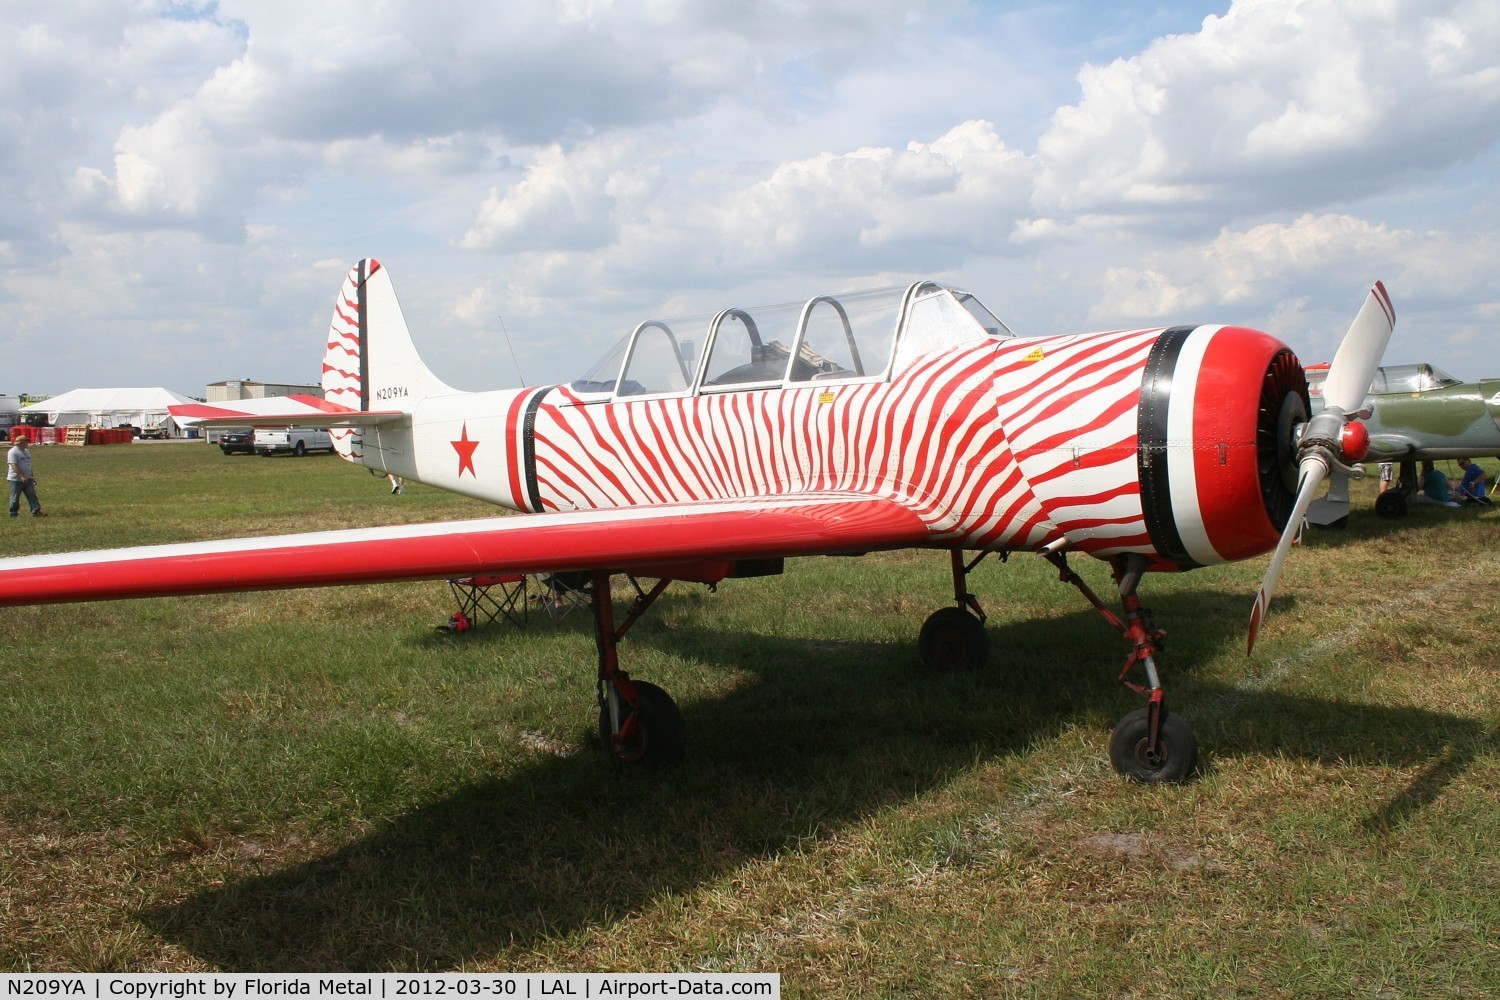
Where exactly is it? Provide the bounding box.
[1134,325,1308,569]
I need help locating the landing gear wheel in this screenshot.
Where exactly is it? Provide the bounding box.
[917,606,988,671]
[598,680,686,771]
[1375,491,1408,518]
[1109,707,1198,783]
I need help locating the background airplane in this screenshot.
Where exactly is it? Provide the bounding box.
[0,261,1394,784]
[1303,361,1500,521]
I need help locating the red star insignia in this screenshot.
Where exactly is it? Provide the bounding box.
[451,423,479,478]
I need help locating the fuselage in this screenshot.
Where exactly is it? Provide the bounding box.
[322,263,1309,573]
[1308,362,1500,461]
[349,323,1306,573]
[1361,382,1500,461]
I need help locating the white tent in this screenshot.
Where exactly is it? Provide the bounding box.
[22,387,198,436]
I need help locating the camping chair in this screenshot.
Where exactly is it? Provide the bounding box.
[533,571,592,620]
[441,574,528,632]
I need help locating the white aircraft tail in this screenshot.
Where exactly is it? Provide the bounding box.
[322,258,456,462]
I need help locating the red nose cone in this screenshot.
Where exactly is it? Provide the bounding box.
[1341,420,1370,462]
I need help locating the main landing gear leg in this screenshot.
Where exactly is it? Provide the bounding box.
[917,549,991,671]
[592,572,686,770]
[1046,552,1198,783]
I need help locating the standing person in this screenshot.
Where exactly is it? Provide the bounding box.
[6,433,45,518]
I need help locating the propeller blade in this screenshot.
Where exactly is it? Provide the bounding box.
[1320,281,1396,414]
[1247,281,1395,654]
[1247,457,1328,654]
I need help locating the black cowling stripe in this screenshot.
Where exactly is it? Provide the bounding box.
[1136,327,1200,569]
[521,387,551,513]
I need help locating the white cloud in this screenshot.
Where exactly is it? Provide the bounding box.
[0,3,245,249]
[1096,211,1500,313]
[713,120,1036,272]
[461,139,665,253]
[1094,213,1405,316]
[1033,0,1500,229]
[1088,211,1500,363]
[4,0,1500,394]
[455,117,1037,337]
[26,0,963,244]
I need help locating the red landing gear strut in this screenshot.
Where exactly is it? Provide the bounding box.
[591,571,687,770]
[1046,552,1199,782]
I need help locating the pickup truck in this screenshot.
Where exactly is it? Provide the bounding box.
[254,427,334,457]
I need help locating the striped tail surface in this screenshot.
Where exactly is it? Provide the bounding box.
[321,258,457,462]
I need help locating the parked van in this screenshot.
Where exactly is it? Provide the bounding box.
[254,427,334,457]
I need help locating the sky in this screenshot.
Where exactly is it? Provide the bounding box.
[2,0,1498,398]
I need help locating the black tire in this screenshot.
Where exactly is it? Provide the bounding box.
[293,441,306,457]
[1375,491,1408,518]
[1109,707,1198,783]
[598,680,686,770]
[917,606,989,671]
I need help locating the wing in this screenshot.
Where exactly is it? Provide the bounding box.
[0,495,931,607]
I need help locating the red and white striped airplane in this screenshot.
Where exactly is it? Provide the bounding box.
[0,260,1394,782]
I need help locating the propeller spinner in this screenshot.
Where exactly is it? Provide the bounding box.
[1247,282,1395,653]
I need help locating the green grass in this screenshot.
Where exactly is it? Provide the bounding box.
[1,443,1497,993]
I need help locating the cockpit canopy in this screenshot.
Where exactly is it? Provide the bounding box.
[1305,362,1462,399]
[571,281,1012,399]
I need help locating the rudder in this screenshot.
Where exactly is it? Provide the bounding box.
[322,258,456,462]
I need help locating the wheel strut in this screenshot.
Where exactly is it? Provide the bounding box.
[591,572,684,768]
[1046,552,1196,781]
[948,548,990,622]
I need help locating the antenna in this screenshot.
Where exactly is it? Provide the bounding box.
[499,314,526,386]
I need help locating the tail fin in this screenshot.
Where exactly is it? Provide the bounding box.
[322,258,456,462]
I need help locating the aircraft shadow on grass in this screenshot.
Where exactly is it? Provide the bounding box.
[142,592,1489,971]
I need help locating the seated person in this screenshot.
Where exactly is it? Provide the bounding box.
[1413,460,1460,507]
[1455,458,1492,505]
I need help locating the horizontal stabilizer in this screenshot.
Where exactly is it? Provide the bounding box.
[170,396,406,429]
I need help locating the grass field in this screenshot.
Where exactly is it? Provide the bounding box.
[1,442,1497,993]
